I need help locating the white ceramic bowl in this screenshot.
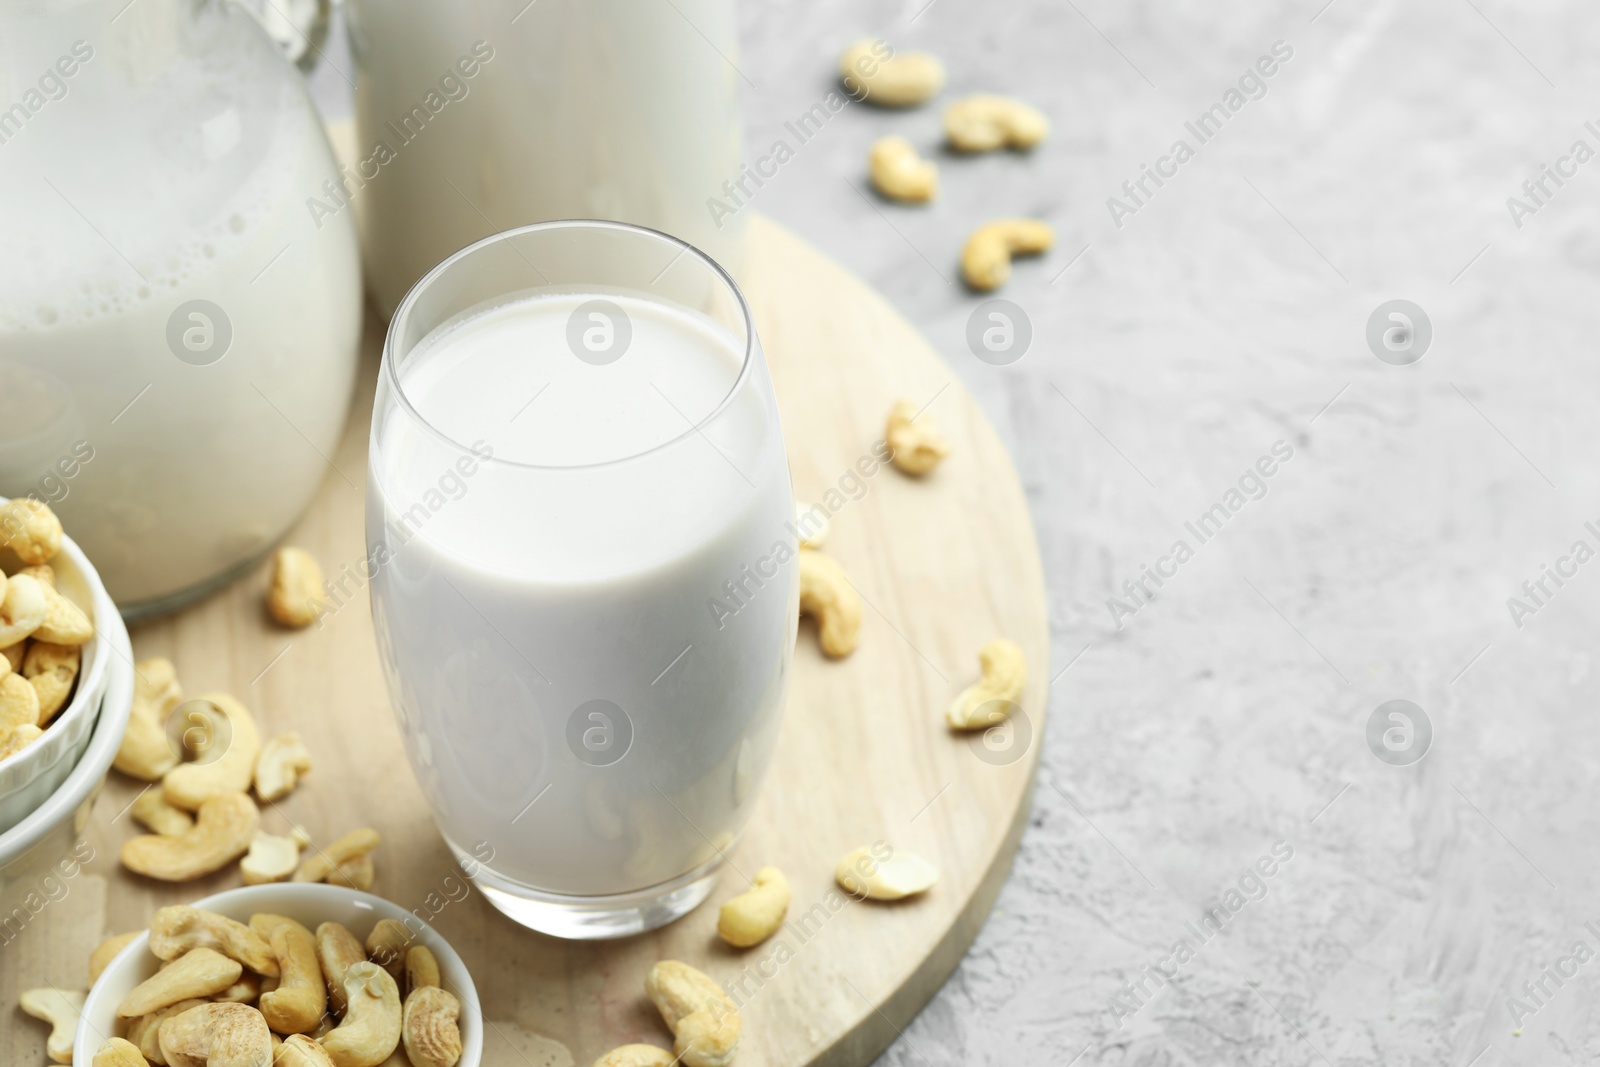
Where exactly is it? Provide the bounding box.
[0,603,132,936]
[76,882,485,1067]
[0,515,117,835]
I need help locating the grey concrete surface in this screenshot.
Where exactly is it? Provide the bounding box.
[312,2,1600,1064]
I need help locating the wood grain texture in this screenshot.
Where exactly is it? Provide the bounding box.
[1,214,1048,1067]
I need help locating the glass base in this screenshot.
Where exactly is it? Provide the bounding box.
[462,852,722,940]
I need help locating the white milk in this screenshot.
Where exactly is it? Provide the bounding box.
[345,0,746,317]
[0,1,362,611]
[368,292,794,898]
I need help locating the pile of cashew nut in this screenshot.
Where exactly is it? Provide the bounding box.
[840,38,1054,290]
[25,907,464,1067]
[0,498,96,765]
[109,654,380,890]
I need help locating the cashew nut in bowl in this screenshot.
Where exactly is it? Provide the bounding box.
[403,985,464,1067]
[366,917,411,986]
[21,986,85,1063]
[961,218,1054,291]
[92,1037,150,1067]
[259,919,326,1035]
[163,692,262,810]
[0,572,47,647]
[315,921,369,1016]
[120,791,259,881]
[885,400,951,476]
[944,94,1049,152]
[945,639,1027,730]
[116,947,243,1017]
[157,1001,273,1067]
[645,961,741,1067]
[322,961,403,1067]
[277,1035,338,1067]
[0,671,40,733]
[838,39,944,107]
[0,723,43,760]
[406,945,442,993]
[797,549,862,658]
[25,640,81,724]
[868,136,938,202]
[0,497,63,564]
[148,905,279,976]
[23,564,95,644]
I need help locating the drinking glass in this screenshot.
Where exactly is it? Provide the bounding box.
[367,221,795,939]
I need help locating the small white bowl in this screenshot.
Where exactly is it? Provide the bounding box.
[0,515,117,835]
[76,882,485,1067]
[0,604,132,929]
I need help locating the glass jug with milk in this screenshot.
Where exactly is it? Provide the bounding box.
[343,0,746,318]
[0,0,362,616]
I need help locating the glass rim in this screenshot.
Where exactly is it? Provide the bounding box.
[382,218,757,473]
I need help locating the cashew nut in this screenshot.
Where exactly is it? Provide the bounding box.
[835,845,939,900]
[295,827,381,884]
[365,918,411,986]
[121,791,259,882]
[267,547,325,629]
[117,946,243,1017]
[716,866,790,947]
[149,905,279,976]
[125,998,207,1063]
[0,669,39,732]
[885,400,950,476]
[405,946,441,994]
[24,565,95,645]
[157,1001,272,1067]
[132,789,196,837]
[254,732,312,801]
[794,501,829,549]
[214,972,267,1005]
[0,571,46,647]
[943,94,1049,153]
[1,498,63,564]
[91,931,144,986]
[798,549,861,658]
[322,962,403,1067]
[20,986,86,1063]
[945,639,1026,730]
[0,722,42,760]
[249,912,313,941]
[2,638,24,671]
[315,922,368,1016]
[403,986,463,1067]
[25,640,80,723]
[592,1048,676,1067]
[960,218,1053,291]
[327,854,376,890]
[93,1037,151,1067]
[868,136,938,203]
[115,657,184,781]
[259,920,326,1035]
[240,831,303,885]
[276,1036,337,1067]
[163,692,262,810]
[838,39,944,107]
[644,961,740,1067]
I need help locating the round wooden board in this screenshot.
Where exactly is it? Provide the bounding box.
[2,214,1049,1067]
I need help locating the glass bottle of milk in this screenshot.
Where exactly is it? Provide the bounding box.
[0,0,362,615]
[368,221,795,939]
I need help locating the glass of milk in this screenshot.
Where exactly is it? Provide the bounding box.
[368,221,796,938]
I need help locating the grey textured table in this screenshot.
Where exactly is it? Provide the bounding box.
[314,3,1600,1063]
